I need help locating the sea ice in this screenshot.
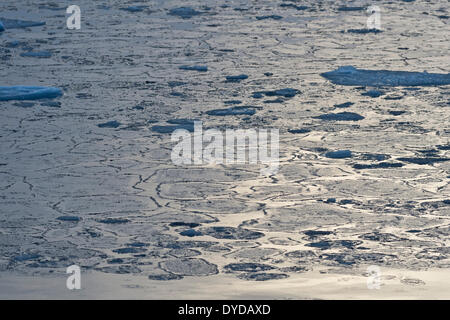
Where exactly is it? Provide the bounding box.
[20,51,52,58]
[279,4,308,10]
[315,111,364,121]
[353,162,403,169]
[362,89,383,98]
[179,65,208,72]
[238,273,288,281]
[224,263,275,272]
[334,102,354,108]
[169,7,202,19]
[0,18,45,29]
[288,128,311,134]
[256,88,300,98]
[151,119,196,133]
[160,258,218,276]
[206,106,256,116]
[338,6,365,11]
[200,226,264,240]
[321,66,450,86]
[0,86,62,101]
[225,74,248,83]
[180,229,202,237]
[325,150,352,159]
[97,120,121,128]
[120,6,148,13]
[256,15,283,20]
[345,28,382,34]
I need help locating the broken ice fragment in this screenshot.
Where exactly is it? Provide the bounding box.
[206,106,256,116]
[151,119,195,133]
[338,6,365,11]
[353,162,403,169]
[334,102,354,108]
[345,28,382,34]
[324,150,352,159]
[20,51,52,58]
[179,65,208,72]
[362,89,383,98]
[57,216,80,222]
[321,66,450,86]
[0,86,62,101]
[238,273,288,281]
[259,88,300,98]
[256,15,283,20]
[180,229,202,237]
[315,112,364,121]
[288,128,311,134]
[279,4,308,10]
[397,157,450,165]
[97,120,121,128]
[0,18,46,29]
[225,74,248,83]
[224,263,275,272]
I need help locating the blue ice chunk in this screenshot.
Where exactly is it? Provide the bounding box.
[0,18,46,29]
[345,28,382,34]
[264,98,285,104]
[97,120,121,128]
[5,40,21,47]
[256,15,283,20]
[279,4,308,10]
[98,218,130,224]
[20,51,52,58]
[206,106,256,116]
[288,128,311,134]
[225,74,248,83]
[353,162,404,169]
[166,119,197,125]
[151,123,195,133]
[334,102,354,108]
[0,20,4,32]
[362,89,383,98]
[179,65,208,72]
[397,157,450,165]
[315,111,364,121]
[13,102,34,108]
[57,216,80,222]
[0,86,62,101]
[224,100,242,105]
[180,229,202,237]
[321,66,450,87]
[338,6,365,11]
[254,88,300,98]
[325,150,352,159]
[14,253,40,261]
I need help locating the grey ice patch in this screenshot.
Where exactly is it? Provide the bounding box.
[160,258,218,276]
[200,226,265,240]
